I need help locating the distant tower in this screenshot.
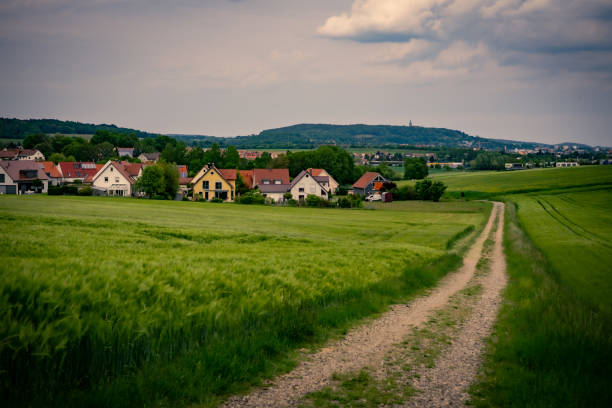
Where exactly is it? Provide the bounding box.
[409,120,413,127]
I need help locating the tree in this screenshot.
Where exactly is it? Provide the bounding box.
[283,192,293,202]
[404,157,428,180]
[135,165,165,197]
[23,133,49,149]
[429,181,447,202]
[415,179,447,201]
[48,152,75,163]
[469,152,505,170]
[235,171,250,195]
[160,162,179,198]
[223,145,240,169]
[253,151,272,168]
[96,142,116,161]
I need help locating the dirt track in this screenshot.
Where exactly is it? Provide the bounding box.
[223,202,505,408]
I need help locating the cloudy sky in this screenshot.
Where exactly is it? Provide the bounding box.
[1,0,611,145]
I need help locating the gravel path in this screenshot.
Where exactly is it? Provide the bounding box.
[223,202,502,408]
[405,202,507,407]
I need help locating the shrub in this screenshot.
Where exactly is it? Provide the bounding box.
[415,179,447,201]
[429,181,447,202]
[236,191,265,205]
[390,185,417,201]
[78,186,93,196]
[62,185,79,195]
[305,194,328,207]
[287,198,298,207]
[210,197,224,203]
[48,186,62,196]
[151,195,167,200]
[337,197,351,208]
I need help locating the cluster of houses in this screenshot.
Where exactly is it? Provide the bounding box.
[0,151,389,202]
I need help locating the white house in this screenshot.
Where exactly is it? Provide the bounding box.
[138,152,160,163]
[0,160,50,194]
[0,148,45,161]
[289,170,328,202]
[91,160,144,197]
[556,162,580,167]
[306,168,339,194]
[117,147,135,158]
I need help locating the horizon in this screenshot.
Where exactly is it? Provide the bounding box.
[1,1,611,146]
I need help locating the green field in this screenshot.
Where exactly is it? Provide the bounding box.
[466,167,612,407]
[398,165,612,198]
[0,196,488,407]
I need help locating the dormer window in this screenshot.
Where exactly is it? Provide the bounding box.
[274,180,281,184]
[263,179,270,184]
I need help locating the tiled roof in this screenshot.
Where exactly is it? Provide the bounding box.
[218,169,237,180]
[352,172,381,189]
[307,168,326,176]
[259,184,290,193]
[253,168,290,186]
[121,162,143,177]
[179,177,192,185]
[38,161,62,178]
[0,160,50,181]
[140,152,160,161]
[58,162,100,180]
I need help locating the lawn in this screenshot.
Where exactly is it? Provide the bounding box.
[0,195,489,407]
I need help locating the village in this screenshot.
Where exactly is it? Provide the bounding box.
[0,147,391,203]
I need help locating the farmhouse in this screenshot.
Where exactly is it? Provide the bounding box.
[288,170,328,202]
[91,160,144,197]
[352,172,388,196]
[138,152,160,163]
[0,160,50,194]
[252,168,290,188]
[192,164,237,202]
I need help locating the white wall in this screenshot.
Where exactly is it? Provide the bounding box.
[290,173,327,201]
[93,164,133,196]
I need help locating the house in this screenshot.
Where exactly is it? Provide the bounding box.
[252,168,290,188]
[0,160,50,194]
[259,184,291,203]
[238,150,262,160]
[58,162,103,183]
[504,163,524,170]
[138,152,160,163]
[352,172,388,196]
[556,162,580,167]
[306,168,339,194]
[38,161,63,186]
[91,160,144,197]
[191,164,237,202]
[0,148,45,161]
[288,170,329,203]
[117,147,134,158]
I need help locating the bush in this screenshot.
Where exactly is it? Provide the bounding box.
[210,197,224,203]
[151,195,167,200]
[337,196,352,208]
[287,198,298,207]
[48,186,62,196]
[415,180,447,201]
[78,186,93,196]
[390,185,417,201]
[236,191,265,205]
[305,194,328,208]
[62,185,79,195]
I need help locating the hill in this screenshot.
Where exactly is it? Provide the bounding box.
[0,118,157,139]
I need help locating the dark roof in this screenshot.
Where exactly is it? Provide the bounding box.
[253,168,290,186]
[258,184,290,193]
[0,160,50,181]
[314,175,329,184]
[140,152,160,160]
[352,172,384,189]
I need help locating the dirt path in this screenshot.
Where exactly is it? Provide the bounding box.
[404,202,506,407]
[223,202,503,408]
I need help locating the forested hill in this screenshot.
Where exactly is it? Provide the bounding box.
[0,118,156,139]
[172,124,550,149]
[2,118,560,149]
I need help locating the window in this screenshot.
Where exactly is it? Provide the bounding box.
[0,174,4,183]
[274,179,281,184]
[203,180,209,189]
[110,167,113,172]
[263,179,270,184]
[299,187,304,192]
[321,190,326,196]
[104,177,108,182]
[115,177,119,183]
[205,192,209,200]
[215,182,222,190]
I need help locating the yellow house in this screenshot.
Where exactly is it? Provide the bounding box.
[192,164,237,202]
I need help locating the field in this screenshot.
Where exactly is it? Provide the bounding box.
[0,196,489,407]
[398,165,612,198]
[466,167,612,407]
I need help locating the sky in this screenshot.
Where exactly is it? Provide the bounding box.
[1,0,611,145]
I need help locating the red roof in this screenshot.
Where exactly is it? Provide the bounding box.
[120,161,144,177]
[253,168,290,187]
[218,169,237,181]
[58,162,100,181]
[353,172,381,189]
[38,161,62,178]
[179,177,192,185]
[307,168,326,176]
[238,170,253,189]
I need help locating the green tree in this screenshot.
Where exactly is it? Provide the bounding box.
[96,142,116,161]
[429,181,447,202]
[469,152,505,170]
[223,146,240,169]
[404,157,428,180]
[135,165,165,197]
[22,133,49,149]
[160,162,179,198]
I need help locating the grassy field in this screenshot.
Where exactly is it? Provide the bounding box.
[467,168,612,407]
[0,196,489,407]
[398,165,612,199]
